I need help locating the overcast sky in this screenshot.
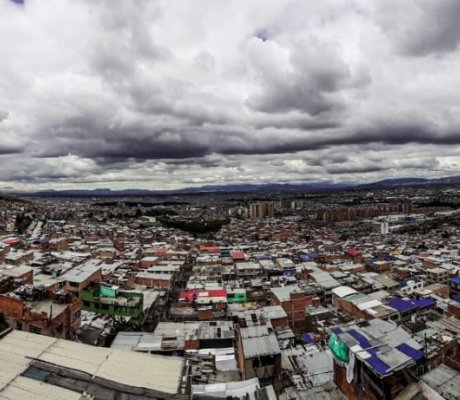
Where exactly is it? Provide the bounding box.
[1,0,460,190]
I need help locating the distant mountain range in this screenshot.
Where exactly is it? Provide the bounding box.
[3,175,460,198]
[354,175,460,189]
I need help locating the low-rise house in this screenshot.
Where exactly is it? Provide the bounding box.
[81,283,144,321]
[61,260,102,296]
[330,318,426,400]
[388,296,436,321]
[271,285,319,330]
[236,323,281,386]
[134,271,173,290]
[0,285,81,339]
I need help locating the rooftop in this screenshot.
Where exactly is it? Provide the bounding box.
[62,260,101,283]
[241,325,281,358]
[330,318,424,377]
[0,330,184,397]
[421,364,460,400]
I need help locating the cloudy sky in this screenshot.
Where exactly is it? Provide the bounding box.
[1,0,460,190]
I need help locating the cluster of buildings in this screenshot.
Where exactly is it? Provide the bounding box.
[0,191,459,399]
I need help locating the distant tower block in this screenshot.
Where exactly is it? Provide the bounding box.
[372,221,389,235]
[249,202,276,218]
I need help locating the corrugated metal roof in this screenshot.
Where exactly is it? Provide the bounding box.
[356,299,382,310]
[0,376,82,400]
[422,364,460,400]
[97,350,183,394]
[0,330,183,396]
[244,336,280,358]
[310,271,340,289]
[192,377,261,399]
[111,332,162,352]
[331,286,358,298]
[61,260,101,283]
[333,319,424,377]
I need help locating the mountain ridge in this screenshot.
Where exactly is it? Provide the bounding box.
[3,175,460,197]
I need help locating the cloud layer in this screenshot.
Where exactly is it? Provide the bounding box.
[1,0,460,189]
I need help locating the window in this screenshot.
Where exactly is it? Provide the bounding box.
[16,321,23,330]
[30,326,42,335]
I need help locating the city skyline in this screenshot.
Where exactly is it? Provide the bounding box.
[1,0,460,190]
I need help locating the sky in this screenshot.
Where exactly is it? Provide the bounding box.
[1,0,460,191]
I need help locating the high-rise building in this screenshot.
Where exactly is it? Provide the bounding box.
[249,202,276,218]
[372,221,389,235]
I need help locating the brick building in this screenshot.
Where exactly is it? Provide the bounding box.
[61,260,102,296]
[0,286,81,339]
[134,271,173,290]
[138,256,160,269]
[271,285,318,330]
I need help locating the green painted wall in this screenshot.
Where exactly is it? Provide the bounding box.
[81,289,143,319]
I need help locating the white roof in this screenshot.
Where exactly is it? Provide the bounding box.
[310,271,340,289]
[332,286,358,298]
[192,377,260,398]
[357,299,383,310]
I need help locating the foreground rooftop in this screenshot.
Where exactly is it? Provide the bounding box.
[0,329,184,399]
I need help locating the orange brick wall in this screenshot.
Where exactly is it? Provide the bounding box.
[0,295,23,320]
[134,276,171,290]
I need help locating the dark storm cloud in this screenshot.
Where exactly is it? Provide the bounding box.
[248,39,354,116]
[325,154,440,176]
[354,123,460,147]
[0,146,22,156]
[34,112,460,164]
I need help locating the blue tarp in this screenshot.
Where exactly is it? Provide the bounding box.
[348,329,371,348]
[283,267,297,276]
[450,276,460,285]
[414,298,436,309]
[453,294,460,303]
[367,354,391,375]
[388,298,418,313]
[396,343,424,361]
[388,297,435,313]
[346,328,391,375]
[302,333,315,344]
[331,327,343,334]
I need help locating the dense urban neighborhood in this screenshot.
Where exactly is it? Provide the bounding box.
[0,184,459,399]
